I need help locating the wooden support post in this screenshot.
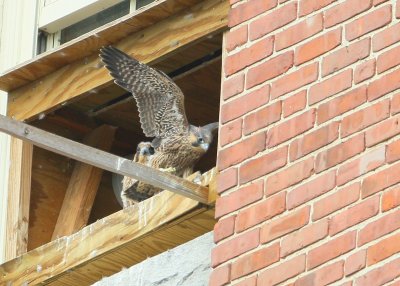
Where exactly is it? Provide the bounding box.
[52,125,116,240]
[0,114,210,204]
[5,137,32,261]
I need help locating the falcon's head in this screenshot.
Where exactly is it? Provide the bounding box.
[189,122,219,152]
[134,141,155,164]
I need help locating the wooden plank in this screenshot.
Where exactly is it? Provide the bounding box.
[29,147,74,251]
[0,0,203,91]
[5,137,33,261]
[0,190,213,285]
[52,125,116,240]
[0,114,210,204]
[7,0,229,120]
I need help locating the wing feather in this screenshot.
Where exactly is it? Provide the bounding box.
[99,46,189,138]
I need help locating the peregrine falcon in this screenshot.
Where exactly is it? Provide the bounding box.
[100,46,218,205]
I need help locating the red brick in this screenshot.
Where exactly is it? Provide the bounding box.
[210,264,230,286]
[337,145,386,186]
[358,208,400,246]
[313,183,360,221]
[222,73,245,100]
[240,146,287,184]
[261,206,310,243]
[287,170,336,209]
[231,243,280,280]
[276,13,323,51]
[397,0,400,18]
[295,261,344,286]
[232,276,256,286]
[281,219,328,257]
[235,192,286,232]
[309,69,352,105]
[215,180,264,218]
[243,102,281,136]
[217,167,238,194]
[324,0,372,28]
[368,68,400,101]
[220,119,242,147]
[258,255,306,286]
[345,250,366,276]
[299,0,337,17]
[374,0,389,5]
[214,215,235,243]
[322,38,370,77]
[329,195,380,236]
[365,114,400,147]
[378,45,400,74]
[267,109,316,147]
[271,62,319,99]
[266,157,314,196]
[354,59,376,84]
[367,232,400,266]
[372,22,400,52]
[283,90,307,118]
[211,228,259,267]
[341,99,390,138]
[315,133,365,173]
[346,5,391,41]
[221,85,269,123]
[246,51,293,89]
[218,132,266,170]
[290,121,339,162]
[362,161,400,198]
[229,0,277,27]
[382,186,400,211]
[226,25,248,53]
[392,92,400,115]
[317,86,367,124]
[307,231,356,270]
[355,257,400,286]
[249,2,297,40]
[225,37,274,76]
[295,28,341,65]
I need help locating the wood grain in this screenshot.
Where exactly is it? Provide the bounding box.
[5,137,32,261]
[7,0,228,121]
[51,125,116,240]
[0,0,203,91]
[0,114,210,203]
[0,191,213,285]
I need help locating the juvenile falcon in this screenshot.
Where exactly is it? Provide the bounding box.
[100,46,218,205]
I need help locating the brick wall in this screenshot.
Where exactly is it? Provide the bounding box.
[212,0,400,285]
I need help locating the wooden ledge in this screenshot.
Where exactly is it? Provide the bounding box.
[0,0,203,92]
[0,190,216,285]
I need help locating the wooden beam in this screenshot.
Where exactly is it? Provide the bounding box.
[7,0,228,120]
[5,137,33,261]
[0,0,204,92]
[0,190,215,285]
[0,114,210,204]
[52,125,116,240]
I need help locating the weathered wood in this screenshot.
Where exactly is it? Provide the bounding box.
[0,0,203,91]
[0,189,215,285]
[7,0,229,120]
[0,114,210,204]
[52,125,116,240]
[5,137,33,261]
[29,147,74,251]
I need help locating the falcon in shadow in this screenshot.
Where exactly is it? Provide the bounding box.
[100,46,218,206]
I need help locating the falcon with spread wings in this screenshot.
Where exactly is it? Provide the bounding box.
[100,46,218,206]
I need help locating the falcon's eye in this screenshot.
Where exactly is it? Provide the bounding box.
[198,137,204,143]
[149,146,155,155]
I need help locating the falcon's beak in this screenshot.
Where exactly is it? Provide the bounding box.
[200,143,210,151]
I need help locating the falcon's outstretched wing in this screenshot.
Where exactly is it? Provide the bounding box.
[100,46,189,138]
